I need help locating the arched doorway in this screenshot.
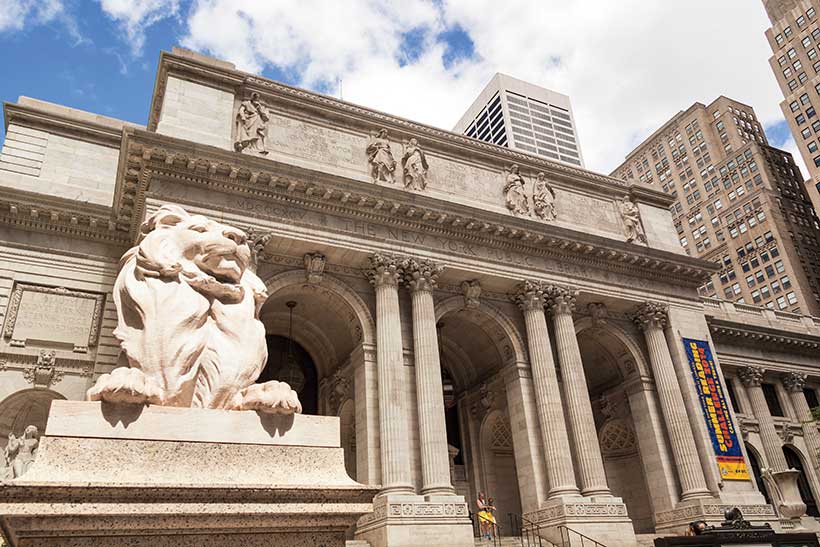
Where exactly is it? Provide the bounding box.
[480,411,522,532]
[257,334,318,415]
[436,297,528,534]
[0,389,65,450]
[745,444,771,505]
[783,445,819,516]
[576,322,654,534]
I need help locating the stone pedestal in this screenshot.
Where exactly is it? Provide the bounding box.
[653,499,778,535]
[525,499,635,547]
[0,400,378,546]
[354,494,473,547]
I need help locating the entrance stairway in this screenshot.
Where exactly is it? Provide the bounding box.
[474,538,532,547]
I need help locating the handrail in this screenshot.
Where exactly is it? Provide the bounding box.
[556,524,607,547]
[471,510,502,547]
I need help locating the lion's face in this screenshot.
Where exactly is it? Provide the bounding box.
[133,205,253,289]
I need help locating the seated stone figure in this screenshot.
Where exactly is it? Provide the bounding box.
[87,204,301,414]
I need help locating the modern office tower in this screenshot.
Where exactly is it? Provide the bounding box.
[611,96,820,315]
[453,73,585,167]
[762,0,820,214]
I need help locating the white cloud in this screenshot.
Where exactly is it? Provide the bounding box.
[0,0,84,43]
[178,0,793,175]
[97,0,180,54]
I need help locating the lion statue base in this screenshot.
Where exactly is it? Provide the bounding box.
[86,204,301,415]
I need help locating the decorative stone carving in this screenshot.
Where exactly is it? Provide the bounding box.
[738,366,765,388]
[511,279,549,311]
[489,416,513,451]
[245,227,273,269]
[632,301,669,331]
[3,283,104,353]
[303,252,327,284]
[783,371,807,393]
[327,369,351,415]
[401,138,429,190]
[366,253,402,287]
[367,129,396,183]
[23,349,62,388]
[86,204,301,415]
[533,172,557,221]
[402,257,442,292]
[503,164,530,216]
[588,302,608,325]
[779,425,795,445]
[618,198,647,244]
[4,425,39,479]
[460,280,481,309]
[547,285,577,316]
[470,383,495,417]
[762,468,807,521]
[234,92,270,155]
[599,419,637,457]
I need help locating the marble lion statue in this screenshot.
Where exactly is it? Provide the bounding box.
[87,204,301,414]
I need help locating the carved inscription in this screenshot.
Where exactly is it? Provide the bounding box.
[3,284,104,353]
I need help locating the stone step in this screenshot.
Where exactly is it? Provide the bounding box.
[635,533,659,547]
[473,537,527,546]
[345,541,371,547]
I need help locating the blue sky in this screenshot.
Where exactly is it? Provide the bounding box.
[0,1,804,175]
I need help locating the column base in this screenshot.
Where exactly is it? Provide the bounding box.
[526,497,634,547]
[653,499,777,535]
[355,494,473,547]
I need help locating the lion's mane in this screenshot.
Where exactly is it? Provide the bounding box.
[112,204,269,409]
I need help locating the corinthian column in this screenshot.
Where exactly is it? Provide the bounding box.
[514,280,579,498]
[739,366,788,472]
[367,253,414,494]
[783,372,820,472]
[548,287,610,497]
[633,302,710,501]
[403,257,454,496]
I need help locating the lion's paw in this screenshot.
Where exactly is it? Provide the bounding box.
[232,381,302,415]
[86,367,164,405]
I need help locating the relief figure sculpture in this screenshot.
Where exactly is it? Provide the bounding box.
[367,129,396,183]
[619,198,647,244]
[235,92,270,155]
[5,425,39,478]
[86,204,301,415]
[402,138,429,190]
[532,172,557,221]
[504,164,530,216]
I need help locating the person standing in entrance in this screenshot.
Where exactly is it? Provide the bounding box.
[477,492,494,540]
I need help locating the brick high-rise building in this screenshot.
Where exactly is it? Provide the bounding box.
[763,0,820,213]
[611,96,820,315]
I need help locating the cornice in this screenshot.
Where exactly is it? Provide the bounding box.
[3,102,128,149]
[147,49,669,204]
[0,186,129,245]
[708,318,820,353]
[115,129,717,289]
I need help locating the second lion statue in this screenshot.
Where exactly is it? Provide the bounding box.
[87,204,302,414]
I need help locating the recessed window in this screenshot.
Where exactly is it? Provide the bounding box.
[762,383,785,416]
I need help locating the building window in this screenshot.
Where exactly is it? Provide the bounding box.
[726,379,742,413]
[762,383,785,416]
[787,291,798,305]
[809,7,817,18]
[777,33,784,45]
[804,388,819,410]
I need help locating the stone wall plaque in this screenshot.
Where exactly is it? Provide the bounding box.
[2,284,104,353]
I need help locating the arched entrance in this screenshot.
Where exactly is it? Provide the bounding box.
[0,389,65,450]
[260,269,376,482]
[436,297,528,535]
[745,444,771,505]
[576,321,654,534]
[783,445,819,516]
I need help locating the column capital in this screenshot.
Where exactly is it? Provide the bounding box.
[783,371,808,393]
[738,365,765,388]
[632,301,669,331]
[547,286,578,316]
[367,253,403,287]
[512,280,549,311]
[402,257,442,293]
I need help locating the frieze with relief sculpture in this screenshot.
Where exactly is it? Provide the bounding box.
[234,92,270,155]
[367,128,397,183]
[401,138,429,190]
[86,204,301,414]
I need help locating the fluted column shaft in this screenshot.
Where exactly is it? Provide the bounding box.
[368,254,414,494]
[549,289,610,497]
[634,303,710,501]
[404,258,453,495]
[740,366,788,472]
[515,281,579,498]
[784,373,820,472]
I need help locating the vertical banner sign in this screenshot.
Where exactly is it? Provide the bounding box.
[683,338,750,481]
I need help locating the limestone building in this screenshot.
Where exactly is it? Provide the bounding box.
[2,48,820,545]
[763,0,820,214]
[611,97,820,317]
[453,73,585,167]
